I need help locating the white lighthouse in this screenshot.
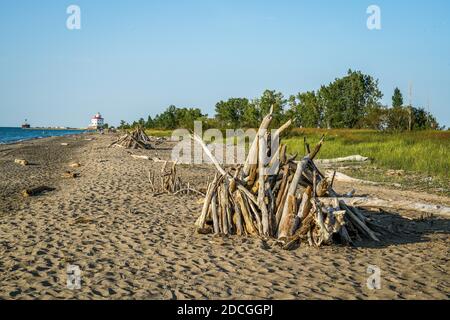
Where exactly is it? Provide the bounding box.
[89,112,104,129]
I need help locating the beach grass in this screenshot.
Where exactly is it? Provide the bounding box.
[144,129,173,137]
[283,128,450,179]
[144,127,449,180]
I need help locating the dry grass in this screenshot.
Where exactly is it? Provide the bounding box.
[283,128,450,180]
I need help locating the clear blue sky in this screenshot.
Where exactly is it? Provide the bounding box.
[1,0,449,128]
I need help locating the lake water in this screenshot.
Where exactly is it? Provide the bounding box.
[0,127,89,144]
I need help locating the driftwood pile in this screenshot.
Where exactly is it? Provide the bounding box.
[111,127,153,149]
[160,161,182,193]
[147,161,205,197]
[193,108,381,248]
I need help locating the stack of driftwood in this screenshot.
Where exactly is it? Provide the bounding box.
[111,127,153,149]
[160,161,183,193]
[193,108,381,248]
[146,160,205,197]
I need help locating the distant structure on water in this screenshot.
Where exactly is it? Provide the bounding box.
[21,119,30,129]
[89,112,104,129]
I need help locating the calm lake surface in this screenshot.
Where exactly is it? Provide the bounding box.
[0,127,89,144]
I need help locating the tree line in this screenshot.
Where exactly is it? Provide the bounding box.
[118,70,440,132]
[119,105,207,131]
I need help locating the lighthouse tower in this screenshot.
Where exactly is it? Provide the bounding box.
[90,112,104,129]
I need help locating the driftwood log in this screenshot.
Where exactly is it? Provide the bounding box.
[61,171,80,179]
[319,197,450,217]
[22,186,55,197]
[325,170,380,186]
[14,159,28,166]
[192,108,383,248]
[69,162,81,168]
[316,155,369,164]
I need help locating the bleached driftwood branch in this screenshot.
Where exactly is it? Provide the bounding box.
[316,155,369,164]
[319,197,450,217]
[325,171,380,186]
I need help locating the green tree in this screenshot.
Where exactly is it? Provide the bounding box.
[386,106,410,131]
[153,105,177,129]
[120,70,443,133]
[118,120,130,130]
[291,91,322,128]
[137,117,146,128]
[392,87,404,108]
[215,98,249,128]
[145,116,154,129]
[385,106,439,131]
[241,102,260,128]
[175,107,205,130]
[151,105,205,130]
[412,107,439,130]
[256,90,286,127]
[285,95,298,126]
[361,104,387,130]
[319,70,383,128]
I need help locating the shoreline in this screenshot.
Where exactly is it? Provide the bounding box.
[23,128,90,131]
[0,134,86,146]
[1,126,89,130]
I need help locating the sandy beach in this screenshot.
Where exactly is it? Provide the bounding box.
[0,133,448,300]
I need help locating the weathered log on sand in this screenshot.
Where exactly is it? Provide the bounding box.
[131,155,150,160]
[22,186,55,197]
[151,157,167,163]
[61,171,80,179]
[325,171,380,186]
[319,197,450,217]
[316,155,369,164]
[14,159,28,166]
[69,162,81,168]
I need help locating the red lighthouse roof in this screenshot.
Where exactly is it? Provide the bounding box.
[92,112,103,120]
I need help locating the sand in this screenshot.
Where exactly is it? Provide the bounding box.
[0,133,448,300]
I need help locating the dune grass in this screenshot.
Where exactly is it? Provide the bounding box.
[283,129,450,180]
[144,129,173,138]
[144,127,449,180]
